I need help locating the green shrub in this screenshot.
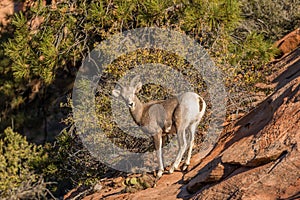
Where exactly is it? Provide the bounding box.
[43,127,109,193]
[228,32,279,85]
[0,127,49,199]
[2,0,282,134]
[239,0,300,40]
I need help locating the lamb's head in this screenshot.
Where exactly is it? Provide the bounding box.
[112,76,142,110]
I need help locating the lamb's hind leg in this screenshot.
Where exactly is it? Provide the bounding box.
[183,122,197,171]
[169,127,187,174]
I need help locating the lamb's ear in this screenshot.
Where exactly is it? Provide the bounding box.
[135,82,143,93]
[112,89,121,97]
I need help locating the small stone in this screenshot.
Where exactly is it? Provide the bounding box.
[93,183,102,192]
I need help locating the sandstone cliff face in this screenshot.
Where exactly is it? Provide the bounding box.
[67,35,300,200]
[186,47,300,199]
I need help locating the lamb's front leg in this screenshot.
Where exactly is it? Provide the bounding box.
[153,131,163,178]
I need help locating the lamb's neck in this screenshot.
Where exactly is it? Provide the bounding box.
[130,96,144,125]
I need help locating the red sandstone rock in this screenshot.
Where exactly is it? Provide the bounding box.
[275,28,300,57]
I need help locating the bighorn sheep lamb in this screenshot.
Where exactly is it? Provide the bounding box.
[112,76,206,177]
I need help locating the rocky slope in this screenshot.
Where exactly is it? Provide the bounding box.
[65,33,300,200]
[186,47,300,200]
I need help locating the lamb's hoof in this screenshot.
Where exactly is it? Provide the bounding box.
[157,169,163,178]
[168,167,175,174]
[169,164,182,174]
[182,164,189,171]
[169,166,180,174]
